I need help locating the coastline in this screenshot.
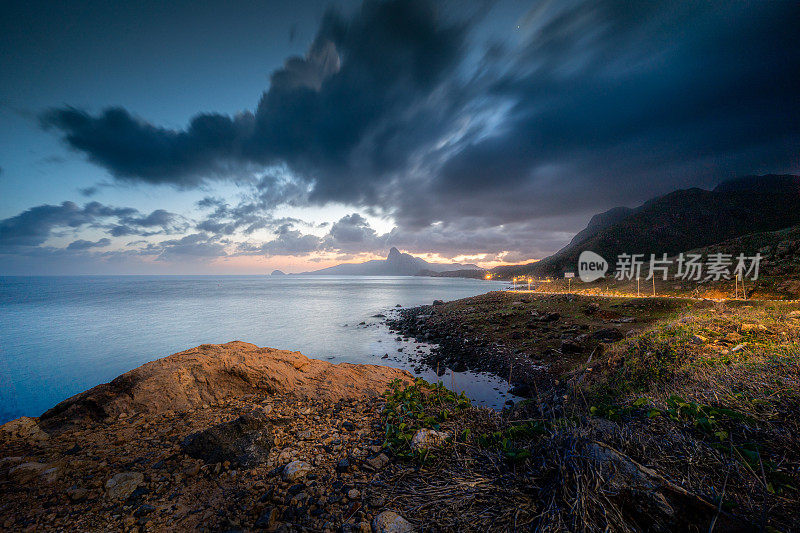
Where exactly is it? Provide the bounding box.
[0,275,504,423]
[2,294,800,531]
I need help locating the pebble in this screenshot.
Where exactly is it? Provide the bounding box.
[66,486,88,502]
[372,510,414,533]
[282,460,313,481]
[364,453,390,471]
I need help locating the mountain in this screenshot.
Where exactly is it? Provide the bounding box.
[564,206,637,249]
[683,223,800,298]
[301,247,480,276]
[270,270,286,276]
[494,174,800,277]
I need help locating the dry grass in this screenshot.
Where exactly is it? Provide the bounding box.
[572,302,800,530]
[378,302,800,531]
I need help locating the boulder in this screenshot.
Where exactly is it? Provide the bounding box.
[105,472,144,501]
[372,511,414,533]
[254,506,279,529]
[66,486,88,502]
[39,341,413,429]
[363,453,390,471]
[180,412,273,466]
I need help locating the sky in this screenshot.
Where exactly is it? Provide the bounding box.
[0,0,798,274]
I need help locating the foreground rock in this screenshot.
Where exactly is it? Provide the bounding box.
[0,343,415,532]
[39,341,412,429]
[373,510,414,533]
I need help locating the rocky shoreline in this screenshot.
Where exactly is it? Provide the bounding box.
[3,296,800,531]
[386,291,686,397]
[0,343,422,532]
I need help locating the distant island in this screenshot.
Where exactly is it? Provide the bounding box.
[300,247,480,276]
[270,270,286,276]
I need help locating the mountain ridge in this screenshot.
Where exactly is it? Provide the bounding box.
[300,247,480,276]
[490,174,800,278]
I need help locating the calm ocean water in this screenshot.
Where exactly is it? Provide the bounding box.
[0,275,511,423]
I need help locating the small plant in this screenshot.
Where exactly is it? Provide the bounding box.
[382,378,470,457]
[475,421,545,463]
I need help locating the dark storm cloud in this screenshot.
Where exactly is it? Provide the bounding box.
[227,212,571,261]
[0,201,184,248]
[420,0,800,225]
[42,0,466,203]
[40,107,256,187]
[0,201,121,247]
[38,0,800,259]
[233,214,381,258]
[109,208,187,237]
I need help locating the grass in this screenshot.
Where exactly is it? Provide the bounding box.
[574,302,800,527]
[380,297,800,531]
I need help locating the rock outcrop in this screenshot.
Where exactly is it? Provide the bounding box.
[0,416,49,444]
[39,341,412,429]
[180,411,273,466]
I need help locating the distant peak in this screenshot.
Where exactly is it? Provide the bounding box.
[387,247,402,259]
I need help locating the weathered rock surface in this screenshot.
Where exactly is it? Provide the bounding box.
[282,460,313,481]
[0,416,49,443]
[1,388,407,531]
[410,429,450,451]
[180,411,273,466]
[8,462,54,484]
[39,341,412,428]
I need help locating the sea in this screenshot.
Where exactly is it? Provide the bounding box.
[0,275,513,424]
